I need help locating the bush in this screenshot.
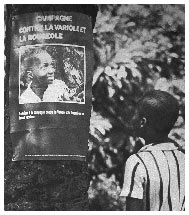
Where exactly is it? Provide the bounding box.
[89,4,185,210]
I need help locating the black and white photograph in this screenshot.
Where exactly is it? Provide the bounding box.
[19,44,86,104]
[4,4,186,212]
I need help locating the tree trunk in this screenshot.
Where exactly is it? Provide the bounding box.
[4,4,97,211]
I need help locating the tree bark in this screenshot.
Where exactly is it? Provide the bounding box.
[4,4,97,211]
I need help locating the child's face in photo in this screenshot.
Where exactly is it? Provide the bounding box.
[33,52,55,85]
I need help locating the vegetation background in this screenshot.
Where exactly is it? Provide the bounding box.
[4,4,185,211]
[89,4,185,210]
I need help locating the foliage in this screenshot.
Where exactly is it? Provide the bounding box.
[89,4,185,210]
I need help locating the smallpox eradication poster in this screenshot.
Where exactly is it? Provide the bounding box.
[9,11,94,160]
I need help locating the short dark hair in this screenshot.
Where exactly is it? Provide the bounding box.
[23,50,51,71]
[137,90,179,134]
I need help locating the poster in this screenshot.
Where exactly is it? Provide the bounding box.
[9,11,94,160]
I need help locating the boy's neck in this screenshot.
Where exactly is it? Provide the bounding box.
[31,78,48,100]
[144,133,169,145]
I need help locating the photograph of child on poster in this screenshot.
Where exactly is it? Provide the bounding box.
[19,44,85,104]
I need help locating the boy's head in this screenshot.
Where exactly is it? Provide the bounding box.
[133,90,179,142]
[23,50,55,86]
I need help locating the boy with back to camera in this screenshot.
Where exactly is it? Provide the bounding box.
[120,90,185,211]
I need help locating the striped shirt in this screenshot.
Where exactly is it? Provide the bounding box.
[120,142,185,211]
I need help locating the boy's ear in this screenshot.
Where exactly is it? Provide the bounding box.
[140,117,147,128]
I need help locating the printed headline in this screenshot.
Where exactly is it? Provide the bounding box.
[19,15,87,42]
